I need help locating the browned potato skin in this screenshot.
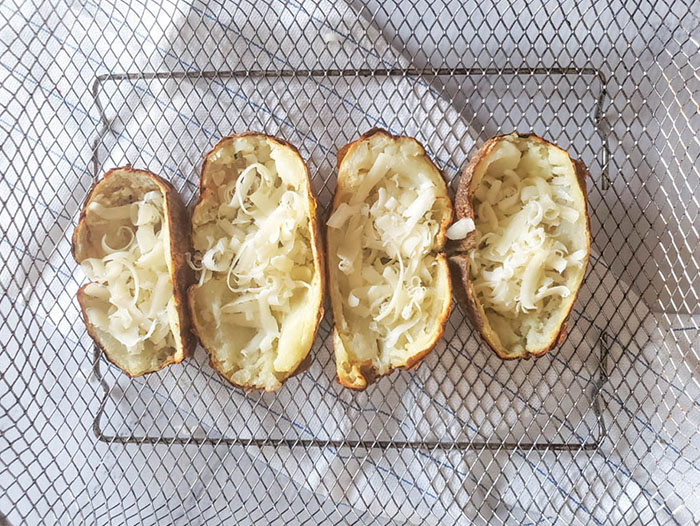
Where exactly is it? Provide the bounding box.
[188,133,325,391]
[72,166,195,377]
[450,133,591,360]
[330,128,453,390]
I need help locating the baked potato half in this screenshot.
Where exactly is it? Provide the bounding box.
[449,133,590,359]
[189,133,324,391]
[72,166,194,376]
[328,129,452,390]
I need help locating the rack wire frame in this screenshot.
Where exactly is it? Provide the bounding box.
[90,66,610,452]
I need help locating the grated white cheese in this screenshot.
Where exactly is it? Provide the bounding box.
[470,139,586,350]
[332,144,447,374]
[446,218,475,240]
[81,191,175,355]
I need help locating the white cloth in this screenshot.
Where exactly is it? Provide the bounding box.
[0,1,698,525]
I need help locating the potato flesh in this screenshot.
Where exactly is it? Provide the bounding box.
[78,175,178,376]
[191,137,317,391]
[329,135,451,379]
[469,138,588,355]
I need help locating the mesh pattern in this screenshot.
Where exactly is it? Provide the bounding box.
[1,0,698,524]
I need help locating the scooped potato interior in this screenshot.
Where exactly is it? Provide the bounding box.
[468,137,588,356]
[190,136,321,391]
[74,172,181,375]
[328,132,451,388]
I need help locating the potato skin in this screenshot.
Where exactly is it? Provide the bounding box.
[451,133,591,360]
[330,128,453,390]
[72,166,194,376]
[188,132,324,391]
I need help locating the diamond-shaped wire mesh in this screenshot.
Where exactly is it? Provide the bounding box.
[1,0,698,525]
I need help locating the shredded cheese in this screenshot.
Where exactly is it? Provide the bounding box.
[470,139,586,352]
[446,218,475,240]
[330,137,450,378]
[191,137,317,391]
[81,190,176,359]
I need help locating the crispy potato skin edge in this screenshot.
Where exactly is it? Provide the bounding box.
[188,132,325,392]
[451,133,591,360]
[331,128,453,391]
[72,166,194,377]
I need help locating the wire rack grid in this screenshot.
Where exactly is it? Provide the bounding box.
[0,0,698,525]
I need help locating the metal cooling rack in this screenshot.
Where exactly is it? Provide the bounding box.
[90,67,608,452]
[1,1,699,525]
